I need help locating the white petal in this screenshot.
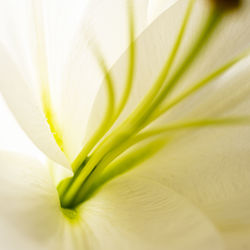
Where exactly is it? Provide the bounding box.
[0,95,45,161]
[0,0,90,163]
[147,0,178,23]
[82,2,250,247]
[0,0,38,92]
[134,111,250,247]
[78,174,223,250]
[0,151,224,250]
[126,60,250,247]
[0,152,62,250]
[59,0,150,160]
[0,44,69,167]
[86,0,250,135]
[170,0,250,96]
[85,0,191,139]
[0,0,151,161]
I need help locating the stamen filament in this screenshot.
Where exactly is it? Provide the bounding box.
[121,0,195,130]
[71,0,136,172]
[128,7,223,132]
[71,50,116,172]
[114,0,136,120]
[71,115,250,205]
[138,116,250,138]
[58,2,237,209]
[73,138,166,204]
[148,51,250,124]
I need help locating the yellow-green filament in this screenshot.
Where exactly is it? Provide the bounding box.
[73,138,166,204]
[58,2,247,209]
[121,0,195,129]
[149,50,250,123]
[80,115,250,201]
[71,48,116,172]
[71,0,136,173]
[114,0,136,119]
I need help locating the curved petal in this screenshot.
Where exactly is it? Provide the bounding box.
[85,0,191,139]
[134,106,250,248]
[169,0,250,96]
[85,0,250,135]
[59,0,150,160]
[0,0,95,163]
[147,0,178,23]
[0,44,69,167]
[0,0,158,161]
[78,174,224,250]
[0,151,224,250]
[81,1,250,246]
[0,151,63,250]
[0,95,45,161]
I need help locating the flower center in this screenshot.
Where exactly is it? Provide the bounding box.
[57,0,248,209]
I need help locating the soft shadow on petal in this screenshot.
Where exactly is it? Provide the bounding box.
[147,0,178,23]
[86,0,250,135]
[59,0,150,160]
[85,0,191,139]
[79,174,224,250]
[170,0,250,96]
[0,151,224,250]
[135,123,250,248]
[0,0,39,94]
[0,95,45,161]
[0,44,69,167]
[0,152,63,250]
[224,229,250,250]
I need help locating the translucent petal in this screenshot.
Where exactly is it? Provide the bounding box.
[78,174,224,250]
[147,0,178,23]
[133,89,250,248]
[0,95,45,161]
[0,152,63,250]
[59,0,150,160]
[82,2,250,247]
[85,0,191,139]
[0,152,224,250]
[126,57,250,248]
[0,0,97,162]
[0,0,151,161]
[86,0,250,135]
[0,44,69,167]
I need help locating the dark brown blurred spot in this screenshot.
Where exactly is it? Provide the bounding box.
[210,0,242,10]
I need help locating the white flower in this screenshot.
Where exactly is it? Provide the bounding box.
[0,0,250,249]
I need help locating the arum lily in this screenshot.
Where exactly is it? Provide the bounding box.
[0,0,250,249]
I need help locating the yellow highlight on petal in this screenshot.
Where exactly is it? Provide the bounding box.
[42,87,65,153]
